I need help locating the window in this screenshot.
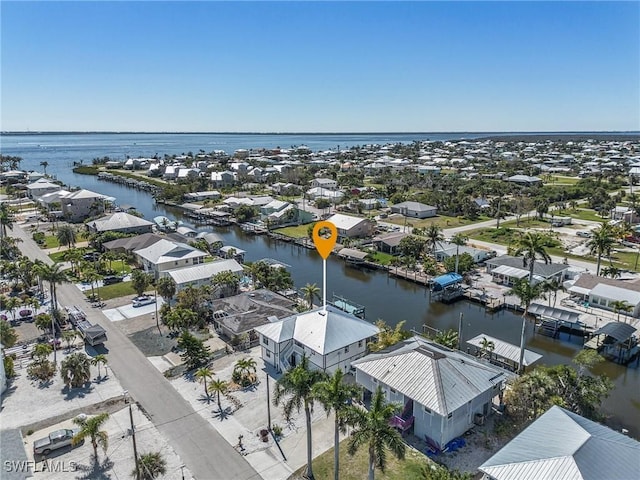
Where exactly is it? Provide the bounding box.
[372,378,378,384]
[423,406,432,414]
[390,388,396,394]
[262,337,269,346]
[175,261,178,266]
[344,346,349,353]
[358,340,363,348]
[447,413,453,420]
[266,350,271,358]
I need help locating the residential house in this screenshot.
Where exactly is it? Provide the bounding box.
[486,255,569,286]
[255,306,380,374]
[211,289,297,344]
[373,231,409,255]
[161,258,244,292]
[102,233,165,254]
[434,241,494,264]
[306,187,345,203]
[353,336,512,449]
[61,189,109,222]
[210,171,236,188]
[479,406,640,480]
[163,165,179,180]
[311,178,338,190]
[26,179,61,199]
[220,245,246,263]
[86,212,154,235]
[326,213,375,240]
[505,175,542,186]
[134,239,208,279]
[177,167,200,180]
[567,273,640,317]
[358,198,379,211]
[261,200,290,217]
[390,201,437,219]
[184,191,221,202]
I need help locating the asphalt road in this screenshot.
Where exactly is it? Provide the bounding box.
[8,224,260,480]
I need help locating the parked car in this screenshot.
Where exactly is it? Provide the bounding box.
[103,275,123,285]
[576,231,592,238]
[33,428,81,456]
[83,252,100,261]
[132,295,155,308]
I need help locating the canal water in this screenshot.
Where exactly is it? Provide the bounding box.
[2,132,639,437]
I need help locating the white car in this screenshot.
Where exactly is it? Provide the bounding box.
[132,296,155,308]
[576,231,592,238]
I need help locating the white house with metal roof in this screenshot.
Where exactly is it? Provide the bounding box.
[134,239,208,279]
[60,189,110,222]
[254,306,380,374]
[160,258,244,291]
[352,336,513,450]
[326,213,375,240]
[86,212,154,234]
[567,273,640,317]
[479,405,640,480]
[26,179,61,199]
[390,201,437,218]
[486,255,569,286]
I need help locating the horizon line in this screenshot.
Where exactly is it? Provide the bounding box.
[2,130,640,136]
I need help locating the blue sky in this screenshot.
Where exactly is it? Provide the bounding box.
[1,1,638,132]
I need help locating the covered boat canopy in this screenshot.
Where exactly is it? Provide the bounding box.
[528,303,582,323]
[338,248,368,261]
[594,322,637,343]
[467,334,543,367]
[431,273,463,291]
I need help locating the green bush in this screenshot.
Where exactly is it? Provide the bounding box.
[3,355,15,378]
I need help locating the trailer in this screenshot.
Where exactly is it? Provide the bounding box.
[66,306,107,346]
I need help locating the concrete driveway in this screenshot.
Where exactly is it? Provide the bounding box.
[102,298,164,322]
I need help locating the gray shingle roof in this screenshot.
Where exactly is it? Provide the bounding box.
[487,255,568,278]
[480,406,640,480]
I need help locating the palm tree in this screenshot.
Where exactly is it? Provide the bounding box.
[195,367,214,402]
[344,386,406,480]
[62,248,83,275]
[0,203,15,237]
[508,278,545,317]
[210,378,228,413]
[4,296,22,324]
[450,233,468,274]
[514,231,552,282]
[301,283,321,310]
[62,330,77,351]
[312,368,361,480]
[587,222,616,276]
[91,354,108,378]
[0,320,18,347]
[425,224,444,258]
[211,270,240,297]
[156,276,177,304]
[274,355,327,480]
[40,161,49,175]
[56,225,77,249]
[136,451,167,480]
[233,357,257,383]
[610,300,632,322]
[601,266,622,279]
[479,336,495,359]
[72,413,110,461]
[61,352,92,388]
[542,278,565,308]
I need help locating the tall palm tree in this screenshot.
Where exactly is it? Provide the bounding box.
[156,276,177,304]
[479,337,495,359]
[91,354,108,378]
[425,224,444,258]
[0,320,18,347]
[40,161,49,175]
[301,283,321,310]
[195,367,214,402]
[508,278,545,318]
[610,300,632,322]
[542,278,565,308]
[4,296,22,324]
[62,248,83,275]
[344,386,406,480]
[136,451,167,480]
[233,357,257,382]
[72,412,110,461]
[513,231,552,282]
[61,352,92,388]
[274,355,327,480]
[587,222,616,276]
[0,203,15,237]
[312,368,361,480]
[211,270,240,297]
[56,225,77,249]
[210,378,228,413]
[450,233,468,274]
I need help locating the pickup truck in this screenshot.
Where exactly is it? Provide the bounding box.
[33,428,81,456]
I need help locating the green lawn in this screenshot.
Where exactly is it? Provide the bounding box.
[294,439,432,480]
[543,175,581,185]
[48,251,67,262]
[500,218,550,229]
[554,209,608,223]
[97,281,136,300]
[274,223,313,239]
[43,235,60,249]
[386,215,490,230]
[368,251,395,266]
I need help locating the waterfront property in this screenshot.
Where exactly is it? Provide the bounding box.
[486,255,569,286]
[161,258,244,291]
[567,273,640,318]
[372,231,409,255]
[102,232,165,253]
[134,239,208,279]
[254,305,380,374]
[86,211,154,234]
[479,405,640,480]
[431,273,464,302]
[352,336,513,450]
[326,213,375,240]
[61,188,111,222]
[584,322,639,365]
[466,333,543,372]
[434,241,493,264]
[26,178,61,199]
[390,201,438,218]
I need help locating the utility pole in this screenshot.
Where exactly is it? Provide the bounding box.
[457,312,463,351]
[266,374,272,431]
[518,315,527,374]
[127,393,140,480]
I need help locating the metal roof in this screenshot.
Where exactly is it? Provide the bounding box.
[594,322,637,342]
[479,406,640,480]
[326,213,367,230]
[487,255,568,279]
[590,283,640,306]
[164,259,243,286]
[88,212,153,232]
[528,303,582,323]
[352,337,513,416]
[492,265,530,280]
[467,334,542,366]
[338,248,368,260]
[432,273,463,290]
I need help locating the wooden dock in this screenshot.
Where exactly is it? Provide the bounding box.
[388,268,431,286]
